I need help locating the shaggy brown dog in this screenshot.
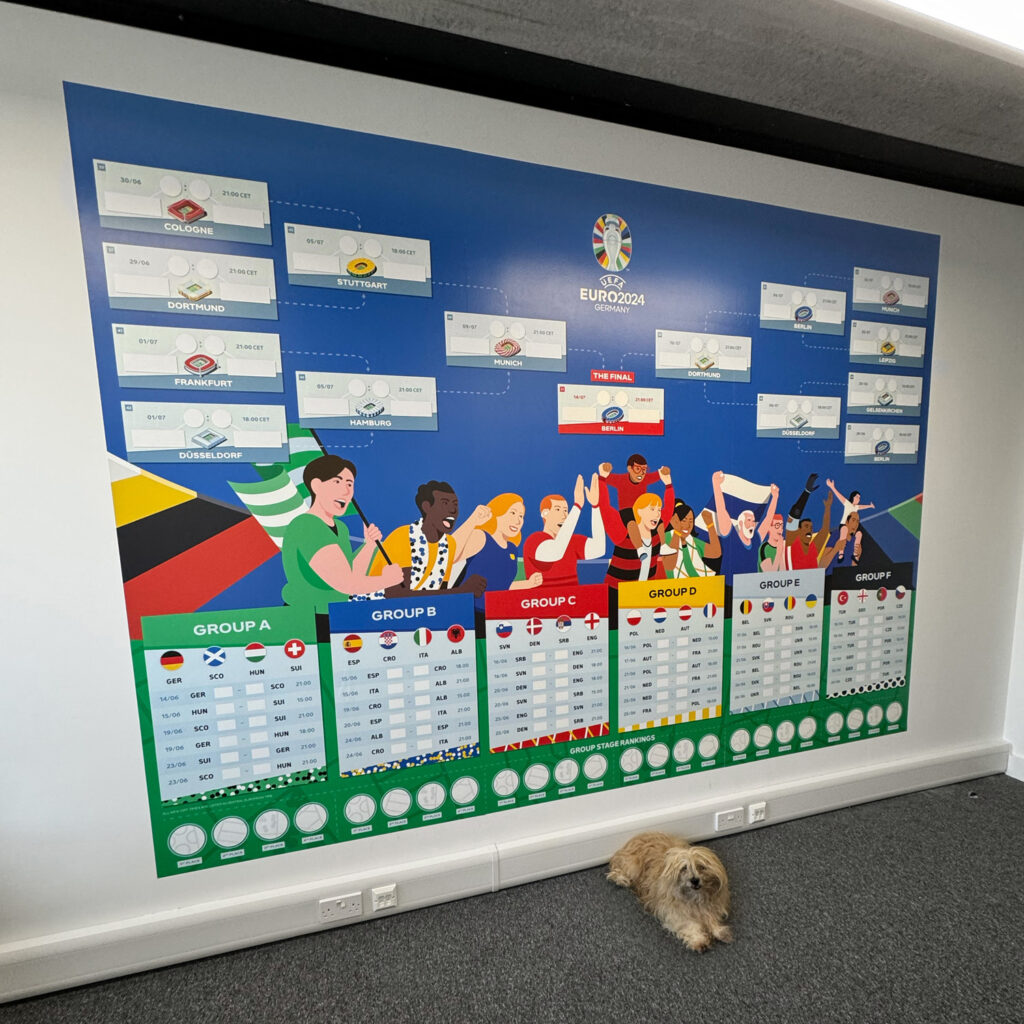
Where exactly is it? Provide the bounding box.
[608,831,732,951]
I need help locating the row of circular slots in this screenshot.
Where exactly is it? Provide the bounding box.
[166,701,904,856]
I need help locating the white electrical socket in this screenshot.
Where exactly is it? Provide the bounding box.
[371,883,398,912]
[714,806,745,831]
[318,892,362,924]
[748,800,767,824]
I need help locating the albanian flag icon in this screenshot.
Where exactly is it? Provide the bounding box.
[447,624,466,644]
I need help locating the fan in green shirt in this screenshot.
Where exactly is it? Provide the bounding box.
[280,455,403,613]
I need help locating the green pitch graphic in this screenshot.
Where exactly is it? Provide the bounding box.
[138,597,910,876]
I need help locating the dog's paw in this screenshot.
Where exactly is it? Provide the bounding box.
[675,927,711,952]
[606,868,630,887]
[714,924,734,944]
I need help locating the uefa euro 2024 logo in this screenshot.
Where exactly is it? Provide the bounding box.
[593,213,631,273]
[583,213,645,313]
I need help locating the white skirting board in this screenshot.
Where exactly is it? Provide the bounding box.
[1007,751,1024,782]
[0,741,1009,1003]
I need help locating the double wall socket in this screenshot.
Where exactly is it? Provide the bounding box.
[714,807,745,831]
[318,892,362,924]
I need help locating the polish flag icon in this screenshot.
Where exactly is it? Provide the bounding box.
[626,611,642,626]
[584,612,600,630]
[526,618,543,636]
[284,639,306,660]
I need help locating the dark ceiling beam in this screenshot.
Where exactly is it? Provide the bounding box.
[17,0,1024,205]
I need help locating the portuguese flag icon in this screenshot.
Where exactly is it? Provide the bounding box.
[244,642,267,663]
[160,650,184,671]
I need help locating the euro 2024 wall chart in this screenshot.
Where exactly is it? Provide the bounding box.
[64,83,937,875]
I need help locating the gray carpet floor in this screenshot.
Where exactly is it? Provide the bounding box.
[6,774,1023,1023]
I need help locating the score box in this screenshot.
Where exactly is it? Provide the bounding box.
[329,594,478,774]
[655,329,751,382]
[120,400,287,464]
[756,393,841,438]
[826,564,913,697]
[93,159,271,244]
[296,370,437,432]
[852,267,929,319]
[616,577,725,732]
[112,324,283,393]
[141,606,325,802]
[285,223,431,297]
[485,585,609,751]
[102,242,277,320]
[444,310,566,372]
[557,383,664,435]
[730,570,825,713]
[845,422,920,464]
[849,320,926,368]
[847,372,923,417]
[759,282,846,335]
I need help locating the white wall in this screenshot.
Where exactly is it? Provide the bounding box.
[1,2,1022,999]
[1004,556,1024,780]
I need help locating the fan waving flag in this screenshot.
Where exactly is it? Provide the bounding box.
[695,473,773,539]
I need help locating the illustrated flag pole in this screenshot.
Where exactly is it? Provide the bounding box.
[349,496,393,566]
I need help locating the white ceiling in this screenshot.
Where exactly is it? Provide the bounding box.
[314,0,1024,167]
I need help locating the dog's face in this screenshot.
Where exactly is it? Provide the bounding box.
[664,846,727,903]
